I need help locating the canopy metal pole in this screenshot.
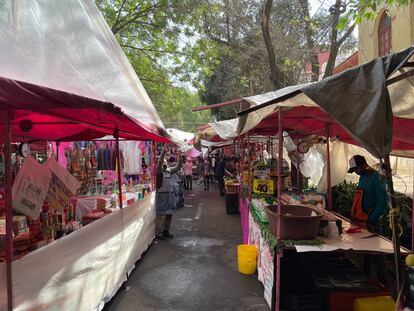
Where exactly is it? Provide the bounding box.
[56,141,60,161]
[114,127,123,209]
[4,110,13,311]
[247,134,251,198]
[412,161,414,251]
[385,155,402,294]
[241,137,245,186]
[152,141,157,192]
[272,110,283,311]
[326,124,332,210]
[296,138,301,194]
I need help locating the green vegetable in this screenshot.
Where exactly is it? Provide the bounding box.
[249,204,324,252]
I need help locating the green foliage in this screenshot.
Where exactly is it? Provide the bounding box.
[95,1,359,125]
[332,181,358,218]
[303,183,318,193]
[95,0,215,131]
[337,0,414,30]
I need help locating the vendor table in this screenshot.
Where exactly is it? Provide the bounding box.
[0,193,155,311]
[248,199,409,309]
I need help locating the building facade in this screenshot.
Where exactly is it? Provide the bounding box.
[358,3,414,64]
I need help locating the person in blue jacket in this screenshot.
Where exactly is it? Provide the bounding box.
[348,155,388,226]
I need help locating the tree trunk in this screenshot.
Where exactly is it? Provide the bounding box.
[323,0,341,79]
[298,0,320,82]
[261,0,288,89]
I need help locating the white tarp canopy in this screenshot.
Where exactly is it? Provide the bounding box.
[0,0,164,131]
[166,128,195,151]
[209,118,239,141]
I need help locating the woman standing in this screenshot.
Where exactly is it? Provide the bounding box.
[155,145,183,239]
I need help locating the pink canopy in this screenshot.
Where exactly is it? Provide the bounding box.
[186,147,202,158]
[0,77,169,142]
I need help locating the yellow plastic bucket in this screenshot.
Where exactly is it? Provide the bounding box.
[237,244,258,275]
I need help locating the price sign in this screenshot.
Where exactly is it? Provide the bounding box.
[253,179,274,194]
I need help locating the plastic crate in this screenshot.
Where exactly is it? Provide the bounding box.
[250,203,268,224]
[286,293,323,311]
[225,193,239,214]
[353,296,394,311]
[225,184,238,194]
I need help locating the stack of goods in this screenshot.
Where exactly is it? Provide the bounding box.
[82,210,105,226]
[66,142,98,195]
[0,218,5,260]
[224,178,239,194]
[0,216,31,260]
[96,197,113,213]
[81,196,113,226]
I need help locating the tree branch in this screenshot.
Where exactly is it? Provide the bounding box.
[111,3,162,35]
[337,23,356,47]
[111,0,128,34]
[121,44,190,56]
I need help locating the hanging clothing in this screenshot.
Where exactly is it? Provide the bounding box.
[120,141,142,175]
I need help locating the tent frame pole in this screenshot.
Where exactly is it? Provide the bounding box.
[247,134,251,199]
[272,110,283,311]
[384,155,402,295]
[295,138,301,194]
[326,123,332,210]
[56,141,60,161]
[4,109,13,311]
[114,127,123,209]
[412,161,414,251]
[152,141,157,192]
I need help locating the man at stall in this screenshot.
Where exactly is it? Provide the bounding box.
[215,154,226,196]
[348,155,388,229]
[155,145,183,239]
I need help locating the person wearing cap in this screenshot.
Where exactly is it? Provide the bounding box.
[348,155,387,227]
[155,145,183,239]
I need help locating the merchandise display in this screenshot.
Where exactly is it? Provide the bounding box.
[0,139,155,263]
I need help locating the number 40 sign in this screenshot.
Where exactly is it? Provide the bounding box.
[253,179,274,194]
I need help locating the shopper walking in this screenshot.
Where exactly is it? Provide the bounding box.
[215,154,226,196]
[155,145,183,239]
[208,157,214,184]
[184,157,193,190]
[203,158,210,191]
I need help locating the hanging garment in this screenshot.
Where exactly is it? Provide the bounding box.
[120,141,142,175]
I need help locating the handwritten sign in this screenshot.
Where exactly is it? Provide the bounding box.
[253,179,274,194]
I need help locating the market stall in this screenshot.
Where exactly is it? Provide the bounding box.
[237,46,414,311]
[0,1,170,310]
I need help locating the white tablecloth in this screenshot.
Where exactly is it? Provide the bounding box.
[0,193,155,311]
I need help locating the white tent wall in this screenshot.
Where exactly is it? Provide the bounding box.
[0,0,163,129]
[294,141,414,195]
[0,194,156,311]
[166,128,195,151]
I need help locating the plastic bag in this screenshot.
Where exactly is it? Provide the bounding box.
[44,157,81,212]
[12,156,51,218]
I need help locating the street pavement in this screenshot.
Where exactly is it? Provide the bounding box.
[104,182,268,311]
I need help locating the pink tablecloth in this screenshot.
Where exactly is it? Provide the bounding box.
[239,198,250,244]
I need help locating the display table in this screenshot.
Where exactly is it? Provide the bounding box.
[248,198,410,309]
[239,197,250,244]
[0,193,155,311]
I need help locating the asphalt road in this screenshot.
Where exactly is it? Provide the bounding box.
[104,182,268,311]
